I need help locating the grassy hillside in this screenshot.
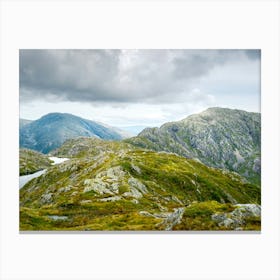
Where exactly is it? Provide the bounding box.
[20,138,260,231]
[20,148,53,175]
[50,137,134,158]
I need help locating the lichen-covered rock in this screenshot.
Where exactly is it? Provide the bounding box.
[96,166,126,181]
[80,200,92,204]
[211,204,261,229]
[99,196,122,202]
[47,215,68,221]
[128,178,147,194]
[211,213,228,223]
[221,217,237,228]
[58,185,73,193]
[40,193,53,204]
[83,165,149,200]
[171,195,183,205]
[122,187,143,199]
[106,166,126,179]
[131,163,141,174]
[139,211,154,217]
[253,158,261,173]
[110,183,119,193]
[159,208,185,230]
[232,204,261,218]
[83,179,114,195]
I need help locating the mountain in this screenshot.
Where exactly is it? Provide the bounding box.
[20,113,128,154]
[20,148,53,175]
[20,137,260,231]
[125,108,261,185]
[19,118,33,129]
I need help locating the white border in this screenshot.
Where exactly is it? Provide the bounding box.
[1,1,280,280]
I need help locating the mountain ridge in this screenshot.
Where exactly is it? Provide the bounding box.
[126,107,261,185]
[20,113,129,153]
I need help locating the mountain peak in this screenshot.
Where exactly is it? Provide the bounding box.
[20,113,128,154]
[126,107,261,185]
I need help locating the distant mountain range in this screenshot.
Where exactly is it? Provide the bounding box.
[20,113,130,153]
[126,108,261,185]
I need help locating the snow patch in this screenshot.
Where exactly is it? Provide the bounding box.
[49,157,69,164]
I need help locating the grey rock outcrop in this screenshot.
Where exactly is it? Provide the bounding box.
[83,165,149,200]
[127,108,261,185]
[212,204,261,229]
[40,193,53,204]
[128,178,148,194]
[152,207,185,230]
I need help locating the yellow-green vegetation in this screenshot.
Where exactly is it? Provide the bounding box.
[20,138,261,231]
[20,148,53,175]
[51,137,134,158]
[20,203,161,231]
[173,201,261,230]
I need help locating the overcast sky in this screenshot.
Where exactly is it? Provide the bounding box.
[20,49,260,128]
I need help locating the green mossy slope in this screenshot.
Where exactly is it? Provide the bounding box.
[20,148,53,175]
[20,138,260,231]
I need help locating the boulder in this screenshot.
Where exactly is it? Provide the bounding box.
[211,204,261,229]
[128,177,147,194]
[40,193,53,204]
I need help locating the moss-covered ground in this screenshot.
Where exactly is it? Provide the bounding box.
[20,138,261,231]
[20,148,53,175]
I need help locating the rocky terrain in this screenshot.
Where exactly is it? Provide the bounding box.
[20,113,129,153]
[126,108,261,185]
[20,138,260,231]
[19,148,53,175]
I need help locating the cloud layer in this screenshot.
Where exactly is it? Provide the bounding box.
[20,49,260,104]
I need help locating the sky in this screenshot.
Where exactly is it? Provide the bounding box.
[20,49,261,129]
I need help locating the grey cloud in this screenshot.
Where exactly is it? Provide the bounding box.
[245,49,261,60]
[173,49,260,80]
[20,49,259,104]
[20,49,121,101]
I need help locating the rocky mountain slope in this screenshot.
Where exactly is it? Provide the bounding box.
[20,138,260,231]
[20,113,128,153]
[126,108,261,185]
[20,148,53,175]
[19,118,33,129]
